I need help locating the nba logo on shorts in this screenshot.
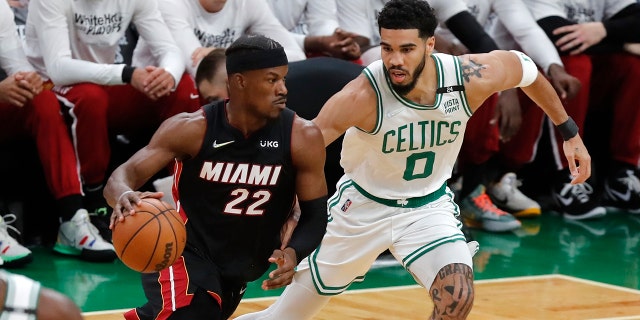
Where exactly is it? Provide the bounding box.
[341,199,352,212]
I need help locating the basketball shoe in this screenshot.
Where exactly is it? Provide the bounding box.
[461,185,521,232]
[54,209,116,262]
[89,206,112,243]
[602,168,640,214]
[0,214,32,267]
[552,171,606,220]
[487,172,541,218]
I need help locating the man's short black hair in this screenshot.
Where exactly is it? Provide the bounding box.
[225,34,288,74]
[378,0,438,38]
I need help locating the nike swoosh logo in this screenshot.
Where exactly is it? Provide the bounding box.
[213,140,235,148]
[190,93,199,99]
[239,287,247,295]
[555,193,574,207]
[608,186,632,201]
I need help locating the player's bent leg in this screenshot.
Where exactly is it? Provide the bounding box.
[429,263,474,320]
[235,269,331,320]
[407,240,474,320]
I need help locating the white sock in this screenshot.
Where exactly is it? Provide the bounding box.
[235,269,331,320]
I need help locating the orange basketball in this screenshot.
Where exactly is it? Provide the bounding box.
[113,198,186,273]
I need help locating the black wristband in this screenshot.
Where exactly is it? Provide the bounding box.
[121,65,136,83]
[556,117,579,141]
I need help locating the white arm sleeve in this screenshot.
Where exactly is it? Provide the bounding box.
[336,0,376,45]
[510,50,538,87]
[244,0,306,62]
[305,0,340,36]
[0,1,34,75]
[28,0,125,85]
[493,0,562,74]
[156,0,201,78]
[426,0,469,22]
[133,0,185,84]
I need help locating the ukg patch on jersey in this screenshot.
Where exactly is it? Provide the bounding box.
[341,199,352,212]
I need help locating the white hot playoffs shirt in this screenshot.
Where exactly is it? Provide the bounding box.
[134,0,306,78]
[0,0,33,76]
[266,0,340,49]
[25,0,184,86]
[522,0,635,22]
[337,0,468,47]
[436,0,563,73]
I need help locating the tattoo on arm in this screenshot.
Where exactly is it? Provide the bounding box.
[458,56,486,83]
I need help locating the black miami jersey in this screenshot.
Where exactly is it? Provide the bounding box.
[174,100,296,282]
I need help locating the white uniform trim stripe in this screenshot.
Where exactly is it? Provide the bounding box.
[308,245,365,295]
[452,55,474,117]
[362,68,384,134]
[403,234,467,267]
[169,266,176,311]
[55,94,84,194]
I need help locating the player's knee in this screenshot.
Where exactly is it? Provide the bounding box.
[429,263,474,320]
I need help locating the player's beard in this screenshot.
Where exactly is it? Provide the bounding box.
[390,55,426,96]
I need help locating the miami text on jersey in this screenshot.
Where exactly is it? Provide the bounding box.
[199,162,282,185]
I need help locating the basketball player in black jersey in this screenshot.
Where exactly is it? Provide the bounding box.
[103,34,329,320]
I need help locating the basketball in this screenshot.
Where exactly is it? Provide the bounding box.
[112,198,186,273]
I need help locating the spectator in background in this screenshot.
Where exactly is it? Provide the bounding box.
[337,0,501,65]
[0,0,116,263]
[436,0,584,224]
[194,48,228,104]
[266,0,362,61]
[521,0,640,217]
[134,0,306,79]
[25,0,201,245]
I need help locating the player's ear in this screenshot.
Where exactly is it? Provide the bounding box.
[426,36,435,53]
[229,73,246,89]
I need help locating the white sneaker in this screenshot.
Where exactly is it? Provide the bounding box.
[488,173,541,218]
[0,214,32,267]
[54,209,116,262]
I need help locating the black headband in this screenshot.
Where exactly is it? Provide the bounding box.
[226,47,288,74]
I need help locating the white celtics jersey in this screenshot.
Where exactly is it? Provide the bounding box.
[341,53,472,199]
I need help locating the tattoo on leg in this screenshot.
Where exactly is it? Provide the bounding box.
[458,56,486,83]
[430,263,474,319]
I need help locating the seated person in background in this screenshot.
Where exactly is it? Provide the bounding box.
[134,0,307,79]
[0,269,83,320]
[337,0,501,65]
[436,0,583,226]
[266,0,362,61]
[25,0,202,245]
[1,0,115,263]
[522,0,640,217]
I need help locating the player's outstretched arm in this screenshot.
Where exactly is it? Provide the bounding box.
[463,50,591,184]
[104,111,206,225]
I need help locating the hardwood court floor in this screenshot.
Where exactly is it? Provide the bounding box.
[83,275,640,320]
[9,210,640,319]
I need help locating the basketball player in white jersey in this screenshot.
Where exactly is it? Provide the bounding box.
[236,0,592,318]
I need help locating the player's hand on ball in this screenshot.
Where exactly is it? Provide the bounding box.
[110,190,164,229]
[262,247,297,290]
